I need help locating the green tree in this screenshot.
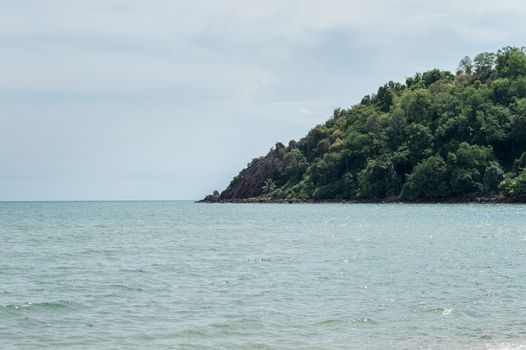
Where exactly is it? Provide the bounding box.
[496,46,526,79]
[341,172,356,199]
[483,161,505,192]
[448,143,493,195]
[457,56,473,75]
[401,155,450,200]
[376,83,394,112]
[512,152,526,174]
[473,52,496,82]
[500,170,526,199]
[475,103,511,143]
[357,158,399,198]
[511,99,526,154]
[399,88,432,124]
[283,148,307,182]
[262,178,276,194]
[405,123,434,165]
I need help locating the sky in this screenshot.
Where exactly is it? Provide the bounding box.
[1,0,526,200]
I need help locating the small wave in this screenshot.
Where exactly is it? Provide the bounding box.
[120,268,148,273]
[426,307,454,315]
[177,328,211,337]
[210,322,234,330]
[1,300,77,311]
[107,283,144,292]
[319,318,346,325]
[442,308,453,315]
[486,343,526,350]
[352,317,377,324]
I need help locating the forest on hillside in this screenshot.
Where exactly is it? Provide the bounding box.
[210,47,526,202]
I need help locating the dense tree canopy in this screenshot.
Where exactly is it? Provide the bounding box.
[224,47,526,202]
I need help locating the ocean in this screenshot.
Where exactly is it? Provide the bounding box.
[1,201,525,349]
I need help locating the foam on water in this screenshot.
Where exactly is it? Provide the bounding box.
[1,201,525,349]
[486,344,526,350]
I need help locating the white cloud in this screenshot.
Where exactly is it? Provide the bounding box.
[1,0,525,96]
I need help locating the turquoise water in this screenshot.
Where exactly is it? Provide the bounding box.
[1,202,526,349]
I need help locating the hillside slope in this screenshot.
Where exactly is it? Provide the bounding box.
[204,47,526,202]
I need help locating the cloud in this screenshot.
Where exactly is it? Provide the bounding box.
[0,0,526,199]
[1,0,526,97]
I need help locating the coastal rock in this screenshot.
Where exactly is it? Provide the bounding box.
[200,190,220,202]
[218,150,284,200]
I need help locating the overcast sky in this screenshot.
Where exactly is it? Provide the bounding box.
[1,0,526,200]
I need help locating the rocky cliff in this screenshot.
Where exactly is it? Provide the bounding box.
[202,149,284,202]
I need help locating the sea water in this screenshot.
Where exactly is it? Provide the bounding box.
[1,201,525,349]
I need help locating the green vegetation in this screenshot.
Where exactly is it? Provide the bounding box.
[230,47,526,202]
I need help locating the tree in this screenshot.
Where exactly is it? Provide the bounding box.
[401,155,450,200]
[357,158,399,198]
[500,170,526,199]
[483,161,505,192]
[399,88,432,124]
[447,143,494,195]
[457,56,473,75]
[473,52,496,82]
[405,123,434,165]
[421,69,453,87]
[341,172,356,199]
[262,178,276,194]
[512,152,526,174]
[475,103,511,143]
[496,46,526,79]
[511,98,526,153]
[283,148,307,182]
[376,83,394,112]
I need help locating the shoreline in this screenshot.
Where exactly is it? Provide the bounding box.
[198,195,525,204]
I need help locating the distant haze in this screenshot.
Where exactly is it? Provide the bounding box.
[1,0,526,200]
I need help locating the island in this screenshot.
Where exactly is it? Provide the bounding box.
[202,47,526,203]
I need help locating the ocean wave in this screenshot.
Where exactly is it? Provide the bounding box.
[1,300,78,311]
[486,344,526,350]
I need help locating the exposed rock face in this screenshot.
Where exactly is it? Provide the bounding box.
[218,151,284,200]
[201,190,220,202]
